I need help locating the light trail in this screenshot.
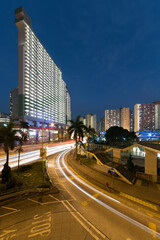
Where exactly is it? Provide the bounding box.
[57,149,160,239]
[0,143,74,171]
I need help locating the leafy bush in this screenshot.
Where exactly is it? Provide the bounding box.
[7,176,17,189]
[0,183,6,192]
[20,165,32,172]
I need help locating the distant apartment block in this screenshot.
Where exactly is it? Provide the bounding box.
[85,114,97,131]
[80,117,86,126]
[99,117,105,132]
[10,88,18,119]
[134,101,160,132]
[66,88,71,125]
[105,109,120,131]
[0,112,10,126]
[105,108,133,131]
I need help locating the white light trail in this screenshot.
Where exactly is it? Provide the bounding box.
[57,149,160,239]
[0,143,74,171]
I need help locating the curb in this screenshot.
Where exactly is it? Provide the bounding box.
[66,150,160,213]
[0,187,50,202]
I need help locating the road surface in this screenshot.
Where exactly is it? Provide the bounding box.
[0,148,160,239]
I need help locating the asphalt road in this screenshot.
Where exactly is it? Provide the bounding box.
[1,149,160,239]
[48,149,160,240]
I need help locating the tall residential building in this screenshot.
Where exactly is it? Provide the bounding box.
[134,101,160,132]
[99,117,105,132]
[134,103,154,132]
[105,108,133,131]
[10,88,18,119]
[14,7,71,127]
[66,88,71,124]
[85,114,97,131]
[105,109,120,131]
[0,113,10,126]
[80,117,86,126]
[153,101,160,130]
[120,108,130,131]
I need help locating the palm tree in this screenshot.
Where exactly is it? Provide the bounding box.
[0,123,19,182]
[68,116,87,159]
[0,122,18,167]
[87,125,96,141]
[16,121,29,175]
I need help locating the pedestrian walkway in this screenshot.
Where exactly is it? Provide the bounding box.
[67,151,160,208]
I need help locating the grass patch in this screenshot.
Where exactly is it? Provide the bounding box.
[0,161,51,193]
[12,161,49,187]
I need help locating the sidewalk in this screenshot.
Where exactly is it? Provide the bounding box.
[66,150,160,208]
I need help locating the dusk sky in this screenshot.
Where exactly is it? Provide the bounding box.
[1,0,160,121]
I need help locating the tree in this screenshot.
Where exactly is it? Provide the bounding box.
[16,122,29,175]
[68,116,87,159]
[87,125,96,142]
[105,126,137,146]
[0,123,19,182]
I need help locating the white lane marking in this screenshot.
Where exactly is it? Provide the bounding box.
[57,150,160,239]
[66,200,107,239]
[62,200,106,240]
[61,152,120,204]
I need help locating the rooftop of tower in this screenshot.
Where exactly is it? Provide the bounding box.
[14,6,32,29]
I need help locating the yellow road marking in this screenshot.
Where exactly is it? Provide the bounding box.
[70,176,74,180]
[148,222,157,238]
[82,193,100,207]
[28,198,42,205]
[147,212,154,218]
[120,193,158,211]
[67,162,160,216]
[0,206,20,218]
[48,194,59,201]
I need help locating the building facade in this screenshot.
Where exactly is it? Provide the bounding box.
[134,103,154,132]
[66,88,71,125]
[14,7,71,128]
[153,101,160,130]
[105,109,120,131]
[99,117,105,132]
[85,114,97,131]
[0,113,10,126]
[105,108,133,132]
[134,102,160,132]
[10,88,18,120]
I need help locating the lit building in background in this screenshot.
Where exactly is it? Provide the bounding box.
[153,101,160,130]
[134,103,154,132]
[99,117,105,132]
[14,7,71,128]
[105,108,133,131]
[80,117,86,126]
[66,87,71,125]
[10,88,18,119]
[85,114,97,131]
[134,101,160,132]
[0,113,10,126]
[120,107,133,131]
[105,109,120,131]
